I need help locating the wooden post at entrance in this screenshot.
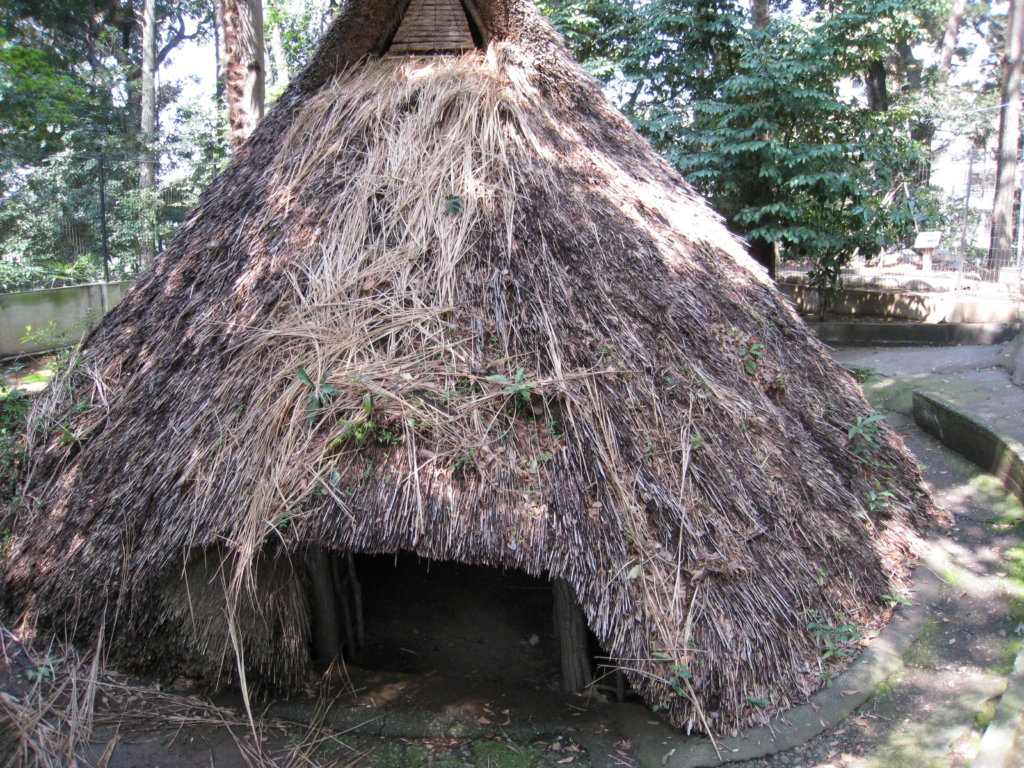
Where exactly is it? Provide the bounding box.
[553,578,592,692]
[309,549,342,663]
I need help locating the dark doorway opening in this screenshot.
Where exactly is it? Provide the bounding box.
[353,553,560,688]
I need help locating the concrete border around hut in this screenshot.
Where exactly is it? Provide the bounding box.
[0,282,131,358]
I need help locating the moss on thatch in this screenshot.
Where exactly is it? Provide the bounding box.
[0,0,938,735]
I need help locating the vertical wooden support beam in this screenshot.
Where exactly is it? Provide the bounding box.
[348,552,366,648]
[309,549,341,663]
[331,552,358,661]
[553,578,592,692]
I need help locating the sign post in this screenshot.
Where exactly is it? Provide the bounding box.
[913,230,943,274]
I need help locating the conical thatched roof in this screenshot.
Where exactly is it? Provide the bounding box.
[1,0,936,734]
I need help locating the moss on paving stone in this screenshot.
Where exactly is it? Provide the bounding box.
[858,737,948,768]
[902,616,939,668]
[470,741,546,768]
[364,741,406,768]
[995,638,1023,676]
[974,698,998,732]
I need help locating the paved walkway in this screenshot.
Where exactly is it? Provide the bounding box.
[779,342,1024,768]
[832,343,1024,446]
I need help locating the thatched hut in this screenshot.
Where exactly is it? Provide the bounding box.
[1,0,935,734]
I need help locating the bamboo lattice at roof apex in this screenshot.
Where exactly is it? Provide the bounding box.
[388,0,476,53]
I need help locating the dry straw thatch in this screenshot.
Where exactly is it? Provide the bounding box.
[1,0,937,735]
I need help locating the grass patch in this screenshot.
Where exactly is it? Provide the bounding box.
[20,369,52,386]
[976,474,1024,529]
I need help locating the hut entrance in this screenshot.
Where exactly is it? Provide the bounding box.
[308,552,600,694]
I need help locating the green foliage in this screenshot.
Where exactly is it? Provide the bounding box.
[453,446,477,472]
[865,487,895,512]
[485,368,536,403]
[24,654,62,683]
[808,610,862,660]
[666,661,692,696]
[0,2,224,293]
[328,418,400,448]
[296,367,341,420]
[264,0,335,78]
[444,195,464,215]
[881,590,913,608]
[847,411,886,462]
[0,381,30,503]
[680,20,940,300]
[543,0,951,297]
[737,339,764,374]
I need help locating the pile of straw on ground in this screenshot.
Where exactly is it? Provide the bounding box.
[0,0,938,735]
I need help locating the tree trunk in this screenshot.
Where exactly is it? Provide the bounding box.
[748,2,776,278]
[938,0,968,73]
[214,1,224,101]
[748,238,776,280]
[269,19,290,87]
[898,41,933,184]
[139,0,157,267]
[751,0,769,30]
[989,0,1024,269]
[552,579,591,693]
[220,0,265,150]
[864,59,888,112]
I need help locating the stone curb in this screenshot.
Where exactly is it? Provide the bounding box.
[908,389,1024,768]
[972,647,1024,768]
[809,322,1021,348]
[912,391,1024,507]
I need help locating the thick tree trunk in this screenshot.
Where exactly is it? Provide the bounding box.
[220,0,265,149]
[938,0,968,73]
[139,0,157,267]
[751,0,769,30]
[864,59,888,112]
[748,238,776,280]
[552,579,591,692]
[989,0,1024,269]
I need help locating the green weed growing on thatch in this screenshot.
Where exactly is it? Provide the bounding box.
[847,412,886,462]
[807,610,862,661]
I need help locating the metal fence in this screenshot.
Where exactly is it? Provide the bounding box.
[0,151,213,294]
[779,132,1024,297]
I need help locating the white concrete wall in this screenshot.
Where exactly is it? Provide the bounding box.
[0,282,131,358]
